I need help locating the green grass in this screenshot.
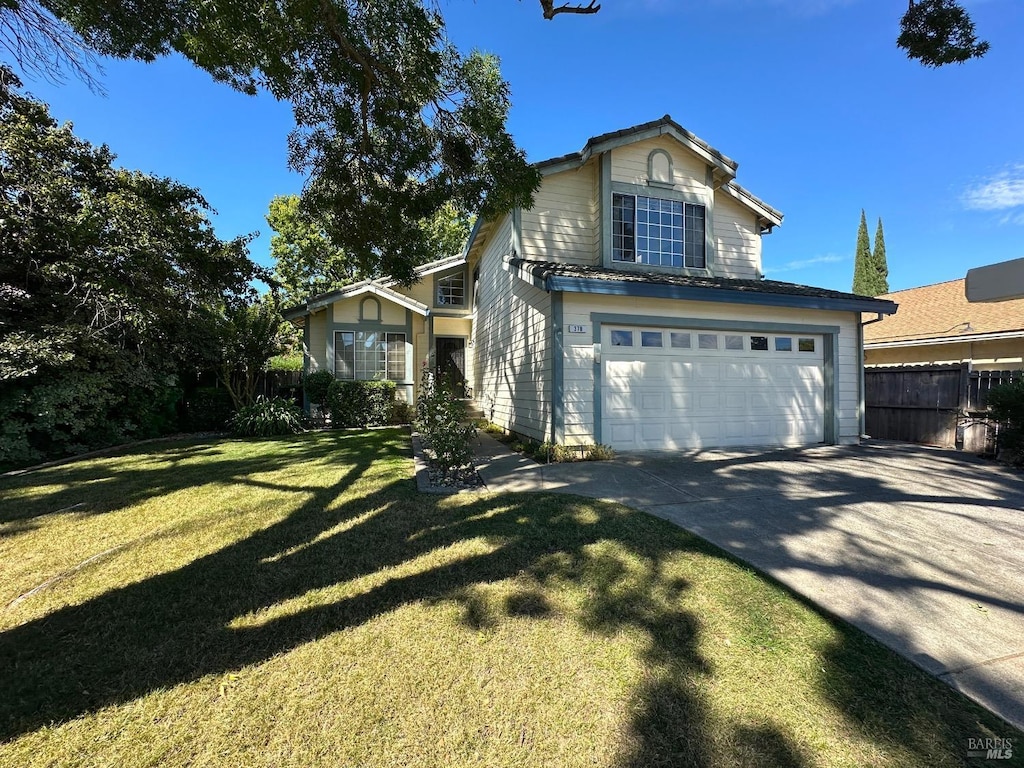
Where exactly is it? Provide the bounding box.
[0,429,1018,767]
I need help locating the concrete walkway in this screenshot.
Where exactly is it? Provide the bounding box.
[473,432,1024,732]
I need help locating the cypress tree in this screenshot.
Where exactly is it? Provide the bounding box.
[871,218,890,295]
[852,210,873,295]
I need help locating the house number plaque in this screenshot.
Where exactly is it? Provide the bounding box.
[567,324,587,334]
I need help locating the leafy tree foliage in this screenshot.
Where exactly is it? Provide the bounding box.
[2,0,541,284]
[898,0,989,67]
[214,295,290,409]
[0,67,260,465]
[267,194,358,306]
[268,194,472,305]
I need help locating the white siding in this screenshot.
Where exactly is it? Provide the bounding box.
[520,163,598,265]
[473,214,552,442]
[307,311,327,372]
[610,135,708,198]
[560,293,861,446]
[713,195,761,280]
[603,136,764,281]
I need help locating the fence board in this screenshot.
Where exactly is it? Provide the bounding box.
[865,365,1019,453]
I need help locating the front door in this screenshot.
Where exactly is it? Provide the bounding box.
[435,337,467,395]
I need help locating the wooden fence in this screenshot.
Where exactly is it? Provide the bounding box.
[864,365,1018,453]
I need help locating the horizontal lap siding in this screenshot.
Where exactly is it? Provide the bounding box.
[307,311,327,372]
[521,166,598,265]
[560,294,860,445]
[714,196,761,280]
[611,136,707,198]
[474,215,552,442]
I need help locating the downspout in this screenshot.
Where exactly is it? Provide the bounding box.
[859,313,886,438]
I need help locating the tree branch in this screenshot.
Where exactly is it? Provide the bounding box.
[539,0,601,20]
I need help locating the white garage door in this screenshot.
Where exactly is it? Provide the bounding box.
[601,325,825,450]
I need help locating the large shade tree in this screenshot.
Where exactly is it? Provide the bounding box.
[0,67,260,465]
[267,194,472,306]
[0,0,991,285]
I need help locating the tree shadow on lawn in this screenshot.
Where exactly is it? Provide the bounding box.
[0,434,1012,765]
[0,432,379,535]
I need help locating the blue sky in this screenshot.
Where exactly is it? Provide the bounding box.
[15,0,1024,294]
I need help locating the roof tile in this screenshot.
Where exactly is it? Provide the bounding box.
[863,279,1024,343]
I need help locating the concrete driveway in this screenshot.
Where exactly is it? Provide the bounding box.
[474,435,1024,731]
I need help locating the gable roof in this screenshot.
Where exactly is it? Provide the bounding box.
[510,258,897,315]
[281,254,463,321]
[535,114,739,181]
[463,115,783,260]
[864,278,1024,347]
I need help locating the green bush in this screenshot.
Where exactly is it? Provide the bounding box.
[0,363,183,469]
[229,396,305,437]
[988,376,1024,463]
[182,386,234,432]
[266,353,303,372]
[390,399,415,425]
[303,370,335,408]
[416,370,474,473]
[326,379,397,428]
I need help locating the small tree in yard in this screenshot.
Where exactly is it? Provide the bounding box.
[988,377,1024,464]
[416,368,474,476]
[215,294,288,409]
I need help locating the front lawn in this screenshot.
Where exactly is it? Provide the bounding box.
[0,429,1015,767]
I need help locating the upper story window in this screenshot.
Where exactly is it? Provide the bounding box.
[612,193,706,269]
[436,271,466,307]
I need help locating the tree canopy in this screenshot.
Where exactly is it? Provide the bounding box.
[1,0,543,283]
[0,67,262,465]
[0,0,992,284]
[267,194,472,306]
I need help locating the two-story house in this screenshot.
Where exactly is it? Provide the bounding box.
[285,116,896,451]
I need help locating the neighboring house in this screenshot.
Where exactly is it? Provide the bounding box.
[864,278,1024,372]
[284,116,896,451]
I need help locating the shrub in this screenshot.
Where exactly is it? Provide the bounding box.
[988,376,1024,463]
[416,369,474,473]
[0,363,185,469]
[266,353,303,372]
[326,379,397,428]
[229,396,305,437]
[390,399,415,425]
[303,370,334,408]
[182,386,234,432]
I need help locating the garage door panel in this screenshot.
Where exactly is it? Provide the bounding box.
[601,326,826,451]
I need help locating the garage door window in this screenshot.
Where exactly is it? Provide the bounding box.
[611,330,633,346]
[725,335,744,350]
[750,336,769,351]
[775,337,793,352]
[799,338,816,352]
[670,332,691,349]
[698,333,718,350]
[641,331,663,347]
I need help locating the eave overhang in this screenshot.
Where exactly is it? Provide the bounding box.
[865,330,1024,350]
[508,259,898,315]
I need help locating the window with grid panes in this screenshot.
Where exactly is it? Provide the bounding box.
[612,193,706,268]
[334,331,406,381]
[436,271,466,306]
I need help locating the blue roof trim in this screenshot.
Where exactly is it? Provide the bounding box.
[547,276,898,314]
